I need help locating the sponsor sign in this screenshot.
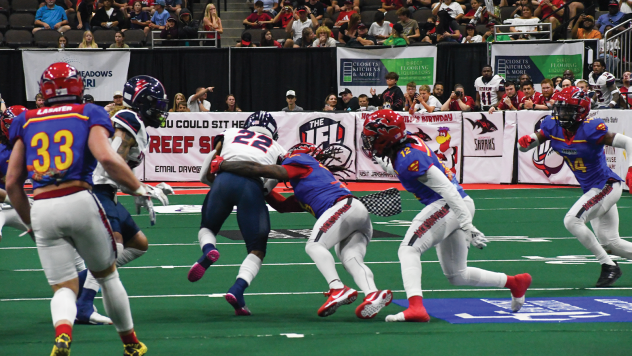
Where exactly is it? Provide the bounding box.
[462,112,506,183]
[393,297,632,323]
[22,50,131,101]
[593,109,632,189]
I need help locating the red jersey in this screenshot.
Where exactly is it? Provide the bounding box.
[279,12,293,28]
[336,10,357,23]
[520,91,543,105]
[382,0,405,8]
[539,0,564,21]
[246,12,272,29]
[497,91,525,110]
[448,95,475,111]
[535,93,553,105]
[464,8,488,23]
[620,86,632,106]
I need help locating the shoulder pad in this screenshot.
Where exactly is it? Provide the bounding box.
[113,110,142,134]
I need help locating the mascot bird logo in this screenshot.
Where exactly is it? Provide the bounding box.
[466,114,498,134]
[434,127,458,174]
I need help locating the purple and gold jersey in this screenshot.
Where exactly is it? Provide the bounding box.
[539,116,621,192]
[393,139,467,206]
[284,153,351,218]
[10,104,114,189]
[0,143,11,190]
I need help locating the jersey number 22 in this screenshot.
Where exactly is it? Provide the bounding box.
[232,129,273,153]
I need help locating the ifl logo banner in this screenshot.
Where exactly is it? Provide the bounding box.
[298,118,354,174]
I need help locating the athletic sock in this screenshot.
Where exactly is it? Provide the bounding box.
[305,242,344,290]
[51,288,77,334]
[198,228,217,249]
[398,246,423,299]
[227,278,249,307]
[120,331,139,345]
[116,248,146,267]
[55,324,73,339]
[97,270,133,333]
[76,269,88,298]
[328,279,345,290]
[402,296,429,321]
[236,254,262,285]
[196,243,218,268]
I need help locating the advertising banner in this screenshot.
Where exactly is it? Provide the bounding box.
[593,109,632,190]
[355,111,462,182]
[491,42,584,91]
[462,112,506,183]
[336,47,437,100]
[22,50,131,102]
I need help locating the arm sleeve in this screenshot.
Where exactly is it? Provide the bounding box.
[199,149,216,186]
[611,134,632,168]
[418,165,474,231]
[265,191,305,213]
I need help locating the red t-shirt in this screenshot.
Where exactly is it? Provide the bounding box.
[128,0,154,7]
[464,8,488,23]
[246,12,273,29]
[497,91,525,110]
[620,86,632,106]
[539,0,565,21]
[381,0,405,8]
[336,10,357,23]
[279,12,293,28]
[520,92,543,106]
[449,95,476,111]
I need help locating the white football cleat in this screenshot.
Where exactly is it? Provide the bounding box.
[511,295,526,313]
[385,312,406,322]
[89,310,113,325]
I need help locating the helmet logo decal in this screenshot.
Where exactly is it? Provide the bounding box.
[133,79,150,103]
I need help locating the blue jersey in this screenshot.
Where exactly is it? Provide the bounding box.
[284,153,352,218]
[10,104,114,189]
[540,116,621,193]
[0,143,11,190]
[393,140,467,205]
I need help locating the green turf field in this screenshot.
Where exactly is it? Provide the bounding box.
[1,188,632,355]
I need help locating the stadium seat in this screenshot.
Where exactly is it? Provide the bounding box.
[0,0,11,15]
[500,6,515,22]
[332,27,339,39]
[459,24,466,34]
[476,24,488,34]
[34,29,60,47]
[0,13,7,32]
[9,13,35,31]
[12,0,39,13]
[67,12,76,27]
[4,29,32,47]
[64,29,84,47]
[94,29,115,47]
[270,28,290,41]
[360,0,382,11]
[360,10,377,28]
[413,8,433,23]
[384,11,399,25]
[124,29,145,47]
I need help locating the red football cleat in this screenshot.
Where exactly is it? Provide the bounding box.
[317,286,358,317]
[355,290,393,319]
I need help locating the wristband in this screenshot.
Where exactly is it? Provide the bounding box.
[133,185,148,196]
[610,100,617,107]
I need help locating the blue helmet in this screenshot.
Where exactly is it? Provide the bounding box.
[122,75,169,128]
[244,111,278,140]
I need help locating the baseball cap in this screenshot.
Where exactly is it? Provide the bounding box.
[466,23,476,29]
[113,91,123,97]
[155,0,165,5]
[344,0,352,4]
[241,32,252,46]
[486,21,497,28]
[392,23,404,33]
[608,0,619,6]
[338,88,352,96]
[167,16,176,22]
[283,0,291,5]
[286,90,296,97]
[357,23,367,29]
[297,5,306,12]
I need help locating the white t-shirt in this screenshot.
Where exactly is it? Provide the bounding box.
[369,21,392,37]
[187,95,211,112]
[106,8,114,17]
[621,1,631,14]
[509,18,540,33]
[291,18,313,41]
[413,95,442,112]
[433,2,464,19]
[462,34,482,43]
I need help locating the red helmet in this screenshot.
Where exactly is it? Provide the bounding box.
[1,105,27,144]
[551,86,591,129]
[39,62,84,106]
[361,109,406,158]
[285,142,322,159]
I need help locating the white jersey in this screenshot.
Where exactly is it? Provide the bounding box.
[93,109,148,188]
[474,75,505,107]
[218,128,286,166]
[588,71,619,107]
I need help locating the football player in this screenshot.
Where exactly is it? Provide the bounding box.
[362,110,532,322]
[588,59,621,109]
[6,62,148,356]
[76,75,171,326]
[474,65,505,112]
[518,86,632,287]
[211,142,393,319]
[189,111,286,315]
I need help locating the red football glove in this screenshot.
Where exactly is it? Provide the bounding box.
[626,167,632,193]
[518,135,535,148]
[210,156,224,174]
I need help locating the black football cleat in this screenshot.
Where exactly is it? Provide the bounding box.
[595,262,622,288]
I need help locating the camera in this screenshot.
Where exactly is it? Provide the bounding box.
[454,91,461,97]
[284,6,290,10]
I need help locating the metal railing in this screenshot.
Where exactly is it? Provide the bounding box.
[604,19,632,81]
[150,31,219,49]
[494,22,553,42]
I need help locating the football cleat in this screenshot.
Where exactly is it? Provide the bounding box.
[76,305,113,325]
[385,308,430,323]
[225,293,252,316]
[50,333,71,356]
[509,273,532,312]
[596,262,622,288]
[355,290,393,319]
[317,286,358,317]
[124,341,147,356]
[187,250,220,282]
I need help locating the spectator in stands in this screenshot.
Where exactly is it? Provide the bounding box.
[380,0,405,13]
[176,102,190,112]
[406,0,430,12]
[110,31,129,47]
[404,82,417,112]
[160,16,179,41]
[535,78,555,109]
[462,23,483,42]
[483,21,511,42]
[56,34,67,48]
[282,90,303,111]
[127,0,154,13]
[358,94,377,111]
[433,82,446,103]
[244,1,274,29]
[313,25,337,46]
[286,6,317,45]
[294,27,315,47]
[562,69,574,82]
[91,0,124,31]
[176,9,198,44]
[272,1,294,28]
[534,0,564,31]
[518,73,531,90]
[202,3,222,47]
[164,0,182,17]
[434,9,461,42]
[597,0,626,33]
[338,12,360,44]
[83,94,95,104]
[561,78,573,89]
[552,76,562,90]
[620,71,632,107]
[576,79,590,93]
[261,30,283,47]
[325,0,339,17]
[39,0,74,16]
[370,72,405,110]
[79,30,99,48]
[33,0,72,34]
[441,84,475,111]
[149,0,170,30]
[105,91,126,115]
[335,1,357,27]
[384,23,409,45]
[76,0,94,31]
[260,0,280,16]
[323,94,338,111]
[306,0,325,21]
[225,94,242,112]
[36,93,45,108]
[410,85,441,113]
[236,31,257,47]
[113,0,129,19]
[397,7,421,41]
[130,1,152,37]
[519,80,542,109]
[572,14,602,39]
[169,93,186,112]
[338,88,360,110]
[368,11,392,42]
[620,0,632,14]
[489,80,524,113]
[509,5,540,39]
[351,23,378,46]
[188,87,213,112]
[461,0,488,24]
[432,0,464,22]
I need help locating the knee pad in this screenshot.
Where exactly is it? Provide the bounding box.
[563,214,582,233]
[445,270,468,286]
[398,245,420,261]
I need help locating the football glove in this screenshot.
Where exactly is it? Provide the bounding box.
[464,226,488,249]
[263,179,278,195]
[210,156,224,174]
[155,182,175,195]
[135,195,156,226]
[518,135,535,148]
[146,184,169,206]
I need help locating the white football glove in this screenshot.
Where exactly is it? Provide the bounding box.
[464,226,488,249]
[134,195,156,226]
[263,179,278,196]
[146,184,169,206]
[155,182,175,195]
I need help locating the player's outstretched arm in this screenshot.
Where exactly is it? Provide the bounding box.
[607,132,632,190]
[6,139,31,226]
[216,159,290,181]
[88,126,143,194]
[517,131,546,152]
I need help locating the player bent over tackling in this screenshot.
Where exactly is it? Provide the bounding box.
[518,86,632,287]
[6,63,148,356]
[212,142,393,319]
[362,110,532,322]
